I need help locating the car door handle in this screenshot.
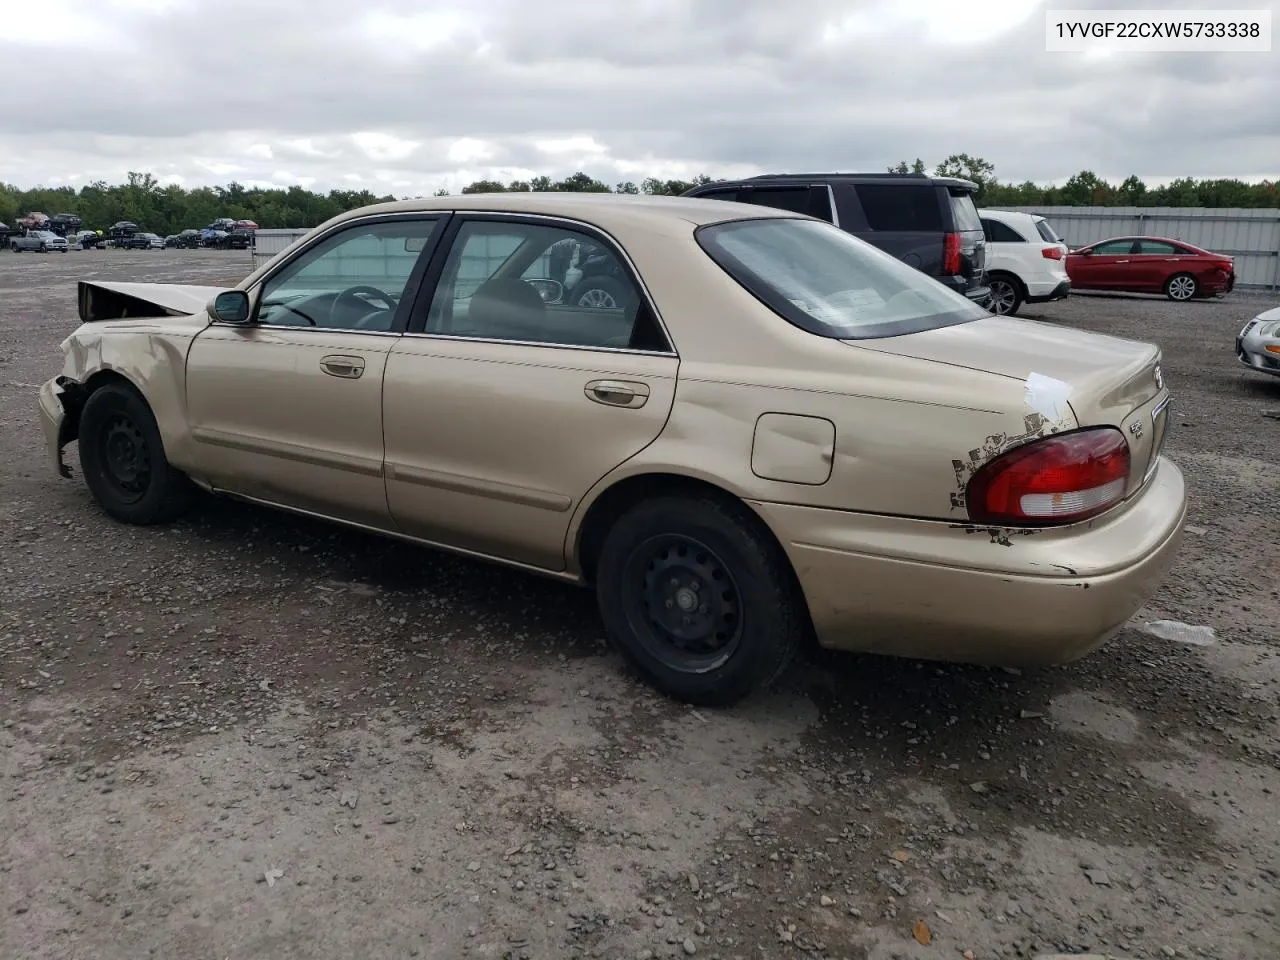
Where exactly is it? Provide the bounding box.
[321,355,365,379]
[1114,259,1129,264]
[585,379,649,408]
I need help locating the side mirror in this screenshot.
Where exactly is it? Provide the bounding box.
[209,290,251,323]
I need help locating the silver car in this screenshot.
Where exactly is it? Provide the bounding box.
[1237,306,1280,378]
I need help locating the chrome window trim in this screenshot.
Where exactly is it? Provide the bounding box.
[825,185,840,228]
[208,322,404,337]
[400,330,677,358]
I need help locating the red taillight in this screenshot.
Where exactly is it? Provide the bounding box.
[943,232,961,275]
[966,428,1130,526]
[1041,246,1064,260]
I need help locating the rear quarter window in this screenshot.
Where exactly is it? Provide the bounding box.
[853,184,943,232]
[1034,218,1062,243]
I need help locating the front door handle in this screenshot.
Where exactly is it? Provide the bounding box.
[321,355,365,379]
[1114,259,1129,264]
[585,379,649,408]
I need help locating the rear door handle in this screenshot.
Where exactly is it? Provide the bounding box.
[585,379,649,408]
[1115,259,1129,263]
[321,355,365,379]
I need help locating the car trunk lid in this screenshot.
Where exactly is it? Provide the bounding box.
[850,315,1171,493]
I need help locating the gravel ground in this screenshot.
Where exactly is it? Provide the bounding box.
[1,249,1278,960]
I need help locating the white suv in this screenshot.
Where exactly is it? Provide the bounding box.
[978,209,1071,315]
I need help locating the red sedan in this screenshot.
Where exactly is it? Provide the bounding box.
[1066,235,1235,301]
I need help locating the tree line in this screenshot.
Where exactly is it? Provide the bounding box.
[2,157,1276,235]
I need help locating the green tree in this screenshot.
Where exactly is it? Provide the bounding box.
[888,158,926,174]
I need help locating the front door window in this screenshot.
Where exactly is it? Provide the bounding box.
[255,218,441,332]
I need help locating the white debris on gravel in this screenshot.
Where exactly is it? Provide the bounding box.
[1142,619,1217,646]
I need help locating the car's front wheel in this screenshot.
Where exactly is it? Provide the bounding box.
[986,274,1024,316]
[595,494,806,706]
[78,382,194,524]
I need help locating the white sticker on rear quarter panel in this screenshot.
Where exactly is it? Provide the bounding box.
[1024,372,1073,421]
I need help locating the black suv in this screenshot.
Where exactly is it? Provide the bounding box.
[683,173,990,304]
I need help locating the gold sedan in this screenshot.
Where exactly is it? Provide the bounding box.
[37,194,1187,705]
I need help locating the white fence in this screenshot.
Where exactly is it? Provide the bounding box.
[250,228,311,269]
[992,205,1280,291]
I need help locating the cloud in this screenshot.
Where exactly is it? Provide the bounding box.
[0,0,1275,194]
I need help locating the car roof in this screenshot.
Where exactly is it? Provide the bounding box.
[696,172,979,192]
[323,192,793,233]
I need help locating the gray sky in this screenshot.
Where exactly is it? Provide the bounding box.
[3,0,1277,194]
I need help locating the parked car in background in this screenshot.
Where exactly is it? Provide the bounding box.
[224,227,255,249]
[1066,236,1235,301]
[1237,307,1280,378]
[10,230,69,252]
[38,193,1185,705]
[48,213,82,236]
[977,209,1071,315]
[76,230,105,250]
[106,221,140,247]
[139,232,165,249]
[683,173,990,305]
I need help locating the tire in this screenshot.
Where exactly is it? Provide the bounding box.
[986,274,1024,316]
[1165,272,1198,301]
[77,382,194,525]
[595,495,807,706]
[572,275,633,311]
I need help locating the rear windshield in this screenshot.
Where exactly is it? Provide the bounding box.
[696,217,989,340]
[1034,218,1062,243]
[948,192,983,233]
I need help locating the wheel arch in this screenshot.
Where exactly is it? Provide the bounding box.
[570,469,802,593]
[986,269,1027,297]
[56,367,147,446]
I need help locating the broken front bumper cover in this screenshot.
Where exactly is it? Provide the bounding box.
[38,376,73,478]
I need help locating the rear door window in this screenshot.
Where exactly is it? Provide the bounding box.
[854,184,943,232]
[693,187,742,202]
[740,187,815,216]
[1135,240,1179,255]
[981,218,1025,243]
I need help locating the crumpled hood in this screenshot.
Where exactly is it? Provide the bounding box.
[77,280,231,324]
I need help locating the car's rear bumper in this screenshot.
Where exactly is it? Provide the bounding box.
[749,457,1187,667]
[38,377,72,478]
[1025,278,1071,303]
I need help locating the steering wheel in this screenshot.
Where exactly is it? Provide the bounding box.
[330,285,395,328]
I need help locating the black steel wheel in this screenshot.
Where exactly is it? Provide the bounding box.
[99,410,151,505]
[78,381,194,524]
[620,533,744,674]
[596,494,807,705]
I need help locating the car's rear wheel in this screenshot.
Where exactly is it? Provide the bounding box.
[1165,272,1198,301]
[595,495,806,706]
[78,382,194,525]
[986,274,1024,316]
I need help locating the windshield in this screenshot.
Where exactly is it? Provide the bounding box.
[696,218,989,340]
